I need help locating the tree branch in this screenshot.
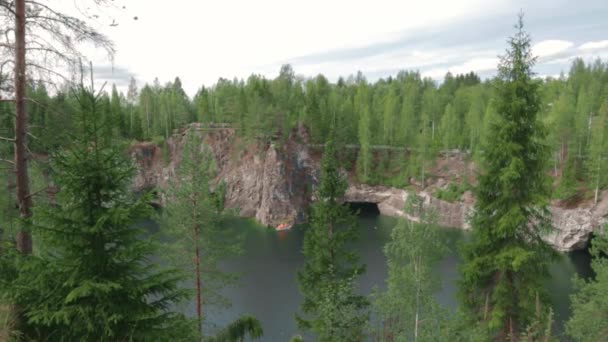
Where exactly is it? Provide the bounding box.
[25,186,49,200]
[0,0,16,16]
[0,135,14,141]
[0,158,14,165]
[26,46,68,58]
[26,62,71,82]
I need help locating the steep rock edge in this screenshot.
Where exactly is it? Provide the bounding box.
[344,184,608,252]
[130,124,608,252]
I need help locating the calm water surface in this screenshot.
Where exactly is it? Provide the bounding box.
[204,205,592,341]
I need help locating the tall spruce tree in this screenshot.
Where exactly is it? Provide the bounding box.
[458,14,555,341]
[296,134,368,340]
[0,86,193,341]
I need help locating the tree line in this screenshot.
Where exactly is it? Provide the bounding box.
[4,57,608,198]
[1,5,607,341]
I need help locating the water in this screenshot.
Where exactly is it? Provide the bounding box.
[202,205,592,341]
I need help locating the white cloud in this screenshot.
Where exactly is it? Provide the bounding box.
[579,40,608,51]
[532,40,574,58]
[49,0,605,96]
[74,0,512,95]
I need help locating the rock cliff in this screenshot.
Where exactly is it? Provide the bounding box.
[130,124,607,252]
[131,123,317,227]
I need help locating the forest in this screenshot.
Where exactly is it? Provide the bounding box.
[5,54,608,199]
[0,0,607,341]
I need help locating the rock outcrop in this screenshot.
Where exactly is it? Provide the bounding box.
[344,184,608,251]
[130,124,607,252]
[131,123,317,227]
[344,184,471,229]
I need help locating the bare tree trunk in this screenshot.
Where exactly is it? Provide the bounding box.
[595,159,601,205]
[14,0,32,255]
[483,292,489,321]
[554,152,558,176]
[414,255,420,342]
[194,224,203,341]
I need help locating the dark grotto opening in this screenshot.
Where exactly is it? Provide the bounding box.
[571,231,602,280]
[347,202,380,217]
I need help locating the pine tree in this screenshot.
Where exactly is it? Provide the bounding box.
[296,135,368,340]
[566,225,608,341]
[0,86,193,341]
[458,14,555,340]
[356,83,372,183]
[586,100,608,204]
[163,128,241,339]
[371,194,449,341]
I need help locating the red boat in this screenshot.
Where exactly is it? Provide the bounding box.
[276,223,292,231]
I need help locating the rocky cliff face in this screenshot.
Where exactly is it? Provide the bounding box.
[344,184,608,251]
[130,124,607,252]
[131,123,317,227]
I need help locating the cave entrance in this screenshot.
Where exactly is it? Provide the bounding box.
[347,202,380,217]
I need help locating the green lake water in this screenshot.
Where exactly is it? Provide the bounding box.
[199,204,592,341]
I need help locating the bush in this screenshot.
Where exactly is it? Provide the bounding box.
[435,182,468,202]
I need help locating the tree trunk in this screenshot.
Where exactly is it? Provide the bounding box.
[194,224,203,341]
[595,159,601,205]
[14,0,32,255]
[414,255,420,342]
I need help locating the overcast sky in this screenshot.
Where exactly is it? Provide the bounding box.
[83,0,608,96]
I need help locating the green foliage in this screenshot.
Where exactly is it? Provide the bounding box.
[435,182,469,202]
[566,225,608,341]
[586,100,608,204]
[356,82,372,183]
[458,14,556,339]
[6,56,608,194]
[296,136,368,340]
[207,315,263,342]
[314,270,368,341]
[0,87,194,341]
[371,194,450,341]
[162,128,242,336]
[554,152,579,202]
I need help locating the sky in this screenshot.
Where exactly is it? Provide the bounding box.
[78,0,608,96]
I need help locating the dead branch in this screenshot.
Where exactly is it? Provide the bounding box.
[0,136,14,141]
[26,62,71,81]
[0,158,14,165]
[24,186,48,200]
[0,0,16,15]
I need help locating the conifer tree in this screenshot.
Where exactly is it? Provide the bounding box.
[458,14,554,341]
[356,83,372,183]
[586,100,608,204]
[0,86,193,341]
[163,128,241,339]
[296,134,368,340]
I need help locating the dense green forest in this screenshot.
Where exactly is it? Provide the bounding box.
[1,1,607,340]
[3,56,608,198]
